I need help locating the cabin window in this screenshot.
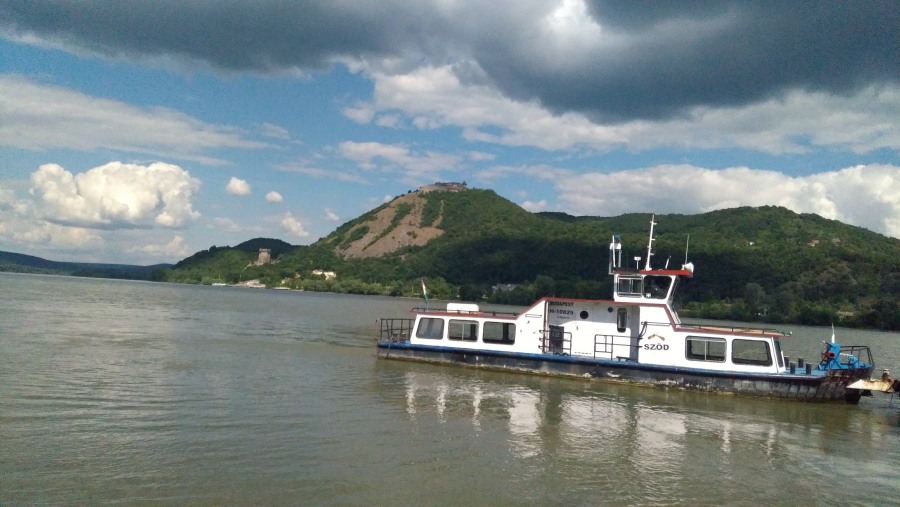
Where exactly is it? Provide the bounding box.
[643,276,672,299]
[616,308,627,333]
[448,319,478,341]
[686,336,726,362]
[773,339,784,368]
[415,318,444,340]
[617,277,643,297]
[483,322,516,345]
[731,339,772,366]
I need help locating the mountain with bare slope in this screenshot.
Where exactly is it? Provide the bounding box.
[331,192,445,259]
[321,185,541,260]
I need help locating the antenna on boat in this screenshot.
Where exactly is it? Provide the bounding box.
[608,234,622,273]
[831,323,836,344]
[644,215,656,271]
[680,234,695,273]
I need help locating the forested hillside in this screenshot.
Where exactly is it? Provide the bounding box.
[163,188,900,330]
[0,250,171,280]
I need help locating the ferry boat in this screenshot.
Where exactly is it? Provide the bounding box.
[375,218,878,403]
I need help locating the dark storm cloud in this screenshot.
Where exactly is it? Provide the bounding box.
[2,1,897,121]
[0,0,413,71]
[479,1,900,120]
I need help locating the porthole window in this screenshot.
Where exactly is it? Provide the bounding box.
[580,311,589,319]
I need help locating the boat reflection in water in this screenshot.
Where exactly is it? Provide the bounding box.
[392,365,898,504]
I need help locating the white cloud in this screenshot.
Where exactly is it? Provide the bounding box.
[259,122,290,140]
[338,140,462,180]
[361,64,900,155]
[467,151,496,162]
[550,163,900,237]
[225,176,251,196]
[343,103,375,124]
[0,75,268,165]
[324,208,340,221]
[265,191,284,203]
[0,185,15,211]
[280,212,310,238]
[275,160,369,184]
[521,199,548,212]
[127,234,192,259]
[29,161,201,229]
[621,87,900,155]
[211,217,243,233]
[365,65,625,151]
[339,141,410,169]
[14,221,103,248]
[375,115,401,128]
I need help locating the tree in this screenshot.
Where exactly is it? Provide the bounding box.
[744,282,766,318]
[534,275,556,298]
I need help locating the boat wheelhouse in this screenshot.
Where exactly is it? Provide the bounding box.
[376,218,878,403]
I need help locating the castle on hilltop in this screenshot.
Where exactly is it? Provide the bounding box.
[253,248,271,265]
[418,181,468,193]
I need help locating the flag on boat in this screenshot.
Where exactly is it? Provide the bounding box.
[420,278,428,304]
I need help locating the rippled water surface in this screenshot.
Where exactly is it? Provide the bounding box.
[2,273,899,505]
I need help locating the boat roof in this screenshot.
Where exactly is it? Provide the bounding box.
[612,268,694,278]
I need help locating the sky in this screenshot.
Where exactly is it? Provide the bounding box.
[1,1,898,265]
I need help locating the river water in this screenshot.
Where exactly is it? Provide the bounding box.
[1,273,898,505]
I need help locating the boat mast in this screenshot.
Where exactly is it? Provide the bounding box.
[644,215,656,271]
[608,234,622,273]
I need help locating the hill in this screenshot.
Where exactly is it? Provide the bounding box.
[0,251,171,280]
[163,187,900,330]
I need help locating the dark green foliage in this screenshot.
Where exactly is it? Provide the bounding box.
[233,238,294,257]
[367,202,412,246]
[393,202,413,223]
[340,225,369,249]
[420,194,442,227]
[159,192,900,330]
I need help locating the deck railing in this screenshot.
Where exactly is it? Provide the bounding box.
[837,345,874,366]
[675,322,788,336]
[593,334,637,361]
[411,307,519,317]
[377,318,414,342]
[541,329,572,355]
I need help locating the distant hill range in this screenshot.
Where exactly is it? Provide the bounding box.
[6,185,899,329]
[0,251,171,280]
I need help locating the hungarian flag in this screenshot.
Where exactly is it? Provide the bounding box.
[420,278,428,303]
